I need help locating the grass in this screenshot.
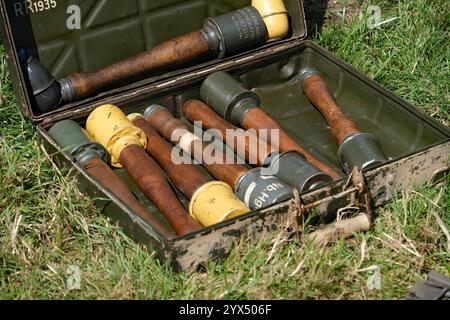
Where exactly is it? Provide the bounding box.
[0,0,449,299]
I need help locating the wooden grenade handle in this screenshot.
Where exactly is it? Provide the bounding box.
[301,72,360,145]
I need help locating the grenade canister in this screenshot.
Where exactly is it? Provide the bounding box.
[48,119,107,166]
[235,167,293,210]
[189,181,251,227]
[86,104,147,168]
[269,151,333,192]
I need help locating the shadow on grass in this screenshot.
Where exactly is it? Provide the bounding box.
[304,0,328,39]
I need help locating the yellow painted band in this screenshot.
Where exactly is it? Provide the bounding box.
[252,0,289,40]
[86,105,147,168]
[189,181,251,227]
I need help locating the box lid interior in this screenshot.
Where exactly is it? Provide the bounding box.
[1,0,306,122]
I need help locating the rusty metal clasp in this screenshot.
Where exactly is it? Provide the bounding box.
[288,166,373,246]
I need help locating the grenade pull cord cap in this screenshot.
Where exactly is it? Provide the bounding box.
[252,0,289,40]
[86,104,147,168]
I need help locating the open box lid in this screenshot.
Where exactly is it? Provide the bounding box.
[0,0,307,123]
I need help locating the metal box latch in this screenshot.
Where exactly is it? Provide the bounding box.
[287,167,373,246]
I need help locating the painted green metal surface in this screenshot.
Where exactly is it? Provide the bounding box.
[5,0,305,79]
[2,0,305,119]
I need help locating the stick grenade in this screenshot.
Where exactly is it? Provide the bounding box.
[299,67,388,173]
[143,105,294,211]
[183,99,333,192]
[48,120,176,239]
[129,115,250,227]
[32,0,289,113]
[183,99,287,168]
[183,99,273,167]
[200,71,342,181]
[86,105,202,236]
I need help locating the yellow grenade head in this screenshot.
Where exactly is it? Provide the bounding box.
[252,0,289,40]
[86,104,147,168]
[189,181,251,227]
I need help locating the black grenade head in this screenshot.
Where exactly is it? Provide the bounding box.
[25,56,62,114]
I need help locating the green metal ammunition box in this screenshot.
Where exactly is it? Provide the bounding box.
[1,0,448,270]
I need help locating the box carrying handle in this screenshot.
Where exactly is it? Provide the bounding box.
[431,165,450,185]
[288,167,373,246]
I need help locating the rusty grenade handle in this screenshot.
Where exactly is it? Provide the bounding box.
[299,67,360,145]
[59,31,210,102]
[299,67,388,173]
